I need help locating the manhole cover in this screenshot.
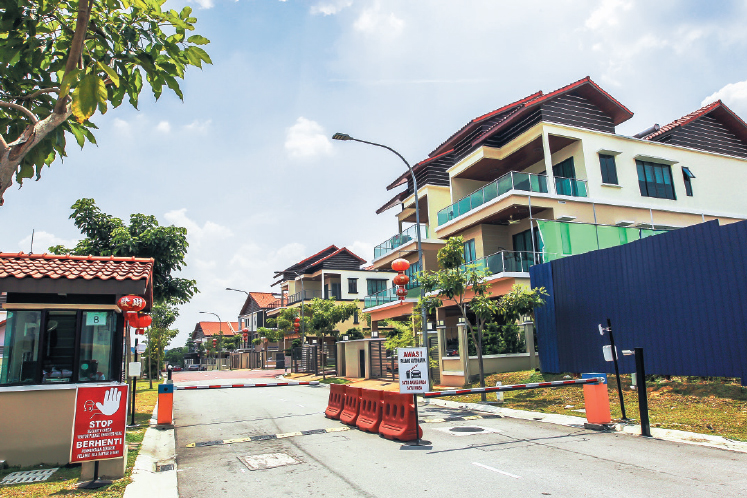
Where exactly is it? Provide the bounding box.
[156,463,174,472]
[239,453,300,471]
[435,426,502,437]
[1,468,58,485]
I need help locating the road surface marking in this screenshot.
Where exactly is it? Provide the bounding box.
[473,462,522,479]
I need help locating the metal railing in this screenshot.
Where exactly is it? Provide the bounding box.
[374,224,429,259]
[437,171,549,226]
[460,250,551,275]
[554,176,588,197]
[287,290,323,306]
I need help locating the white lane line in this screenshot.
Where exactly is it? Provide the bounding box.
[297,404,305,407]
[472,462,522,479]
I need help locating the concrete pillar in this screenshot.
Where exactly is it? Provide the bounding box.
[524,321,537,370]
[541,129,556,194]
[457,323,470,382]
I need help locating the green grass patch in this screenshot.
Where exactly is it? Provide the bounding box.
[435,371,747,441]
[0,380,163,497]
[319,377,351,384]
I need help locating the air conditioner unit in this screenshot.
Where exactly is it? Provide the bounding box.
[555,215,576,222]
[615,220,635,227]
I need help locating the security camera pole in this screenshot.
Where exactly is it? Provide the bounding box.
[599,318,629,421]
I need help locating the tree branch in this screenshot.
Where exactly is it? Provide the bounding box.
[14,87,60,101]
[54,0,91,114]
[0,101,38,124]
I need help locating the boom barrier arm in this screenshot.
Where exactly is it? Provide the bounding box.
[422,377,602,398]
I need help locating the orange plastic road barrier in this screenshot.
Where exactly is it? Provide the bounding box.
[582,373,611,424]
[325,384,346,420]
[340,387,362,425]
[157,383,174,425]
[356,389,384,433]
[378,391,423,442]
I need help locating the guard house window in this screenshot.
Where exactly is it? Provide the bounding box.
[636,160,676,200]
[682,167,695,196]
[1,310,120,386]
[463,239,476,264]
[599,154,619,185]
[367,278,388,295]
[348,278,358,294]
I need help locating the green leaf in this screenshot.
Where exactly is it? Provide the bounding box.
[72,73,106,122]
[163,75,183,100]
[68,123,86,148]
[187,35,210,45]
[190,46,212,64]
[97,61,120,87]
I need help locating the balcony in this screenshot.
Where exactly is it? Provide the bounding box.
[554,176,588,197]
[374,224,428,259]
[437,171,548,226]
[364,282,419,309]
[460,250,548,276]
[287,290,323,306]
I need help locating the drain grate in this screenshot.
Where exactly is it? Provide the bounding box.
[239,453,300,471]
[435,426,502,437]
[156,463,174,472]
[1,468,59,485]
[450,426,485,433]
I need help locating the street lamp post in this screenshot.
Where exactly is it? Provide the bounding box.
[199,311,223,370]
[226,287,251,349]
[332,133,428,349]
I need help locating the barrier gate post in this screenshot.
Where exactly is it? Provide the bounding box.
[157,383,174,426]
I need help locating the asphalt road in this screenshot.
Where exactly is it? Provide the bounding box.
[173,378,747,498]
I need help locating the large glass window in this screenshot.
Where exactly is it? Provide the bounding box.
[1,311,42,384]
[637,160,676,200]
[599,154,619,184]
[367,279,388,295]
[1,310,119,386]
[682,166,695,197]
[463,239,476,264]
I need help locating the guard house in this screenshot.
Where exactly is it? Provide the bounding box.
[0,252,154,476]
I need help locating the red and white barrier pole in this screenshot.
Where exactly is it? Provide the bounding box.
[176,381,319,391]
[422,377,603,398]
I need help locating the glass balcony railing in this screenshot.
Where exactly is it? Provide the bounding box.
[374,224,428,259]
[460,250,551,275]
[554,176,588,197]
[364,283,419,309]
[437,171,549,226]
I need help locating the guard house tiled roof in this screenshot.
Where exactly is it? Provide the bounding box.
[0,252,154,281]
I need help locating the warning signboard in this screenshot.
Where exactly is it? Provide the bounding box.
[70,385,128,463]
[397,347,429,394]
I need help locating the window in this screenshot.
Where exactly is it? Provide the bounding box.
[636,160,676,200]
[404,261,421,286]
[599,154,618,184]
[348,278,358,294]
[553,157,576,195]
[463,239,476,264]
[353,310,359,325]
[1,310,120,386]
[682,167,695,197]
[367,279,388,295]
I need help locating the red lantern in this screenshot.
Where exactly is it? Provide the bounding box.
[391,259,411,272]
[135,328,145,335]
[294,317,301,324]
[393,274,410,286]
[212,338,217,347]
[396,286,408,298]
[243,332,248,341]
[127,313,152,329]
[118,295,146,312]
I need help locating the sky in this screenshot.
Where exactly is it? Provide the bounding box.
[4,0,747,347]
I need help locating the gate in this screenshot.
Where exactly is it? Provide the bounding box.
[368,339,397,381]
[428,336,440,385]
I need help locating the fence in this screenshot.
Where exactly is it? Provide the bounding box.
[530,220,747,385]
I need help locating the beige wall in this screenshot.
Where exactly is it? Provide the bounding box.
[451,178,487,203]
[0,387,125,476]
[342,340,367,378]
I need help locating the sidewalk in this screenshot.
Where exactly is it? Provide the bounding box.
[123,406,177,498]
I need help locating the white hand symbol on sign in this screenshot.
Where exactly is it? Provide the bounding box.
[95,387,122,416]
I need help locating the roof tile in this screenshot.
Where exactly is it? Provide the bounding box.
[0,252,154,282]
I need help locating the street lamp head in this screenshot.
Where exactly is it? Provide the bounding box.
[332,133,353,141]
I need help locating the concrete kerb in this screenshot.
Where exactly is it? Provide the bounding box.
[123,405,178,498]
[424,397,747,454]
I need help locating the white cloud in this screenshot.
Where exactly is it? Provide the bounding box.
[585,0,633,30]
[113,118,131,136]
[702,80,747,112]
[18,231,79,254]
[353,4,405,37]
[284,117,334,159]
[230,242,306,272]
[163,208,233,245]
[183,119,212,134]
[189,0,214,9]
[156,121,171,133]
[310,0,352,16]
[347,240,373,265]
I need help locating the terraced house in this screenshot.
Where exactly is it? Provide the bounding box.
[364,76,747,386]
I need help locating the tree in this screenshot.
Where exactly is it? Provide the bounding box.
[145,301,178,387]
[164,347,185,369]
[419,236,516,400]
[0,0,211,205]
[306,298,359,341]
[50,198,198,304]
